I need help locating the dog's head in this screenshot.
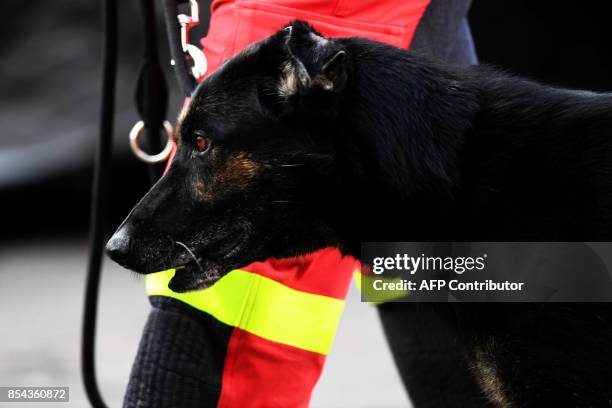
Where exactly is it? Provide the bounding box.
[106,21,355,291]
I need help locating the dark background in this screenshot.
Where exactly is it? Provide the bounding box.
[1,0,611,241]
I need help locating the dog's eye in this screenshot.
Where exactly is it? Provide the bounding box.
[194,131,212,154]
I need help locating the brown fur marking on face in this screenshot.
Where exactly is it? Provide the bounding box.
[215,152,263,189]
[470,346,515,408]
[191,152,265,201]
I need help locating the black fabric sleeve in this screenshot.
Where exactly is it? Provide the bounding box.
[123,297,233,408]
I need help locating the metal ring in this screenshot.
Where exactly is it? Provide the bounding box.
[129,120,175,164]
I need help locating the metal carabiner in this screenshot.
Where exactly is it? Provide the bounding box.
[174,0,207,80]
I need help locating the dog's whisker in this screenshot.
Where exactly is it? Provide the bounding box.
[272,200,300,204]
[175,241,205,277]
[276,163,304,167]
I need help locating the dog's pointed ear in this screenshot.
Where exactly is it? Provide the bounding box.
[279,24,348,96]
[311,49,347,92]
[257,21,348,117]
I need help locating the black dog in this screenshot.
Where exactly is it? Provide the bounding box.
[107,21,612,406]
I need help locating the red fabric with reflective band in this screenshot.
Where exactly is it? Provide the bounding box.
[214,248,357,407]
[218,328,325,408]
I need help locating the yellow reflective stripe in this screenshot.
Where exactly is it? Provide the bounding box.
[354,271,410,304]
[146,269,254,328]
[146,269,345,355]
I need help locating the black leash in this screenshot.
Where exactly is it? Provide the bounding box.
[81,0,117,405]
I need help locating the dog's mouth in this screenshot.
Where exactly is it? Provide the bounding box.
[168,231,249,293]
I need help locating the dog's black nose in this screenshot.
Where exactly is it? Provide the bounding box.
[105,225,132,264]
